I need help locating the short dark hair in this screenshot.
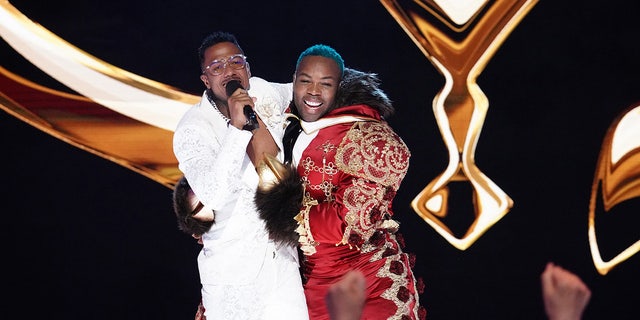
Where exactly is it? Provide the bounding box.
[198,31,244,68]
[173,176,214,236]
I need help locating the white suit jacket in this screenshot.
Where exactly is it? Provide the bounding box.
[173,76,293,285]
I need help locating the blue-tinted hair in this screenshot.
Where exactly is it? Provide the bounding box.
[295,44,344,77]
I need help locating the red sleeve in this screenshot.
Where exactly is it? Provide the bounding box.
[306,121,410,248]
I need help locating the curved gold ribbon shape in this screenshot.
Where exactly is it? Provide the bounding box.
[589,104,640,275]
[380,0,538,249]
[0,1,200,187]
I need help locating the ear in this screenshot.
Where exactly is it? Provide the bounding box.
[200,74,210,88]
[246,62,251,78]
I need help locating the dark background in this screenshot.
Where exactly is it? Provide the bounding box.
[2,1,639,319]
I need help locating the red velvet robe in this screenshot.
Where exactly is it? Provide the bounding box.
[294,104,422,319]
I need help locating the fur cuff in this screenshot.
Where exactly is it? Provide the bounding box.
[255,155,303,246]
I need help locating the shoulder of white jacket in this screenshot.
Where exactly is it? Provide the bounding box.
[249,77,292,91]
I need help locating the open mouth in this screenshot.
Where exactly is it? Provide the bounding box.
[305,99,322,108]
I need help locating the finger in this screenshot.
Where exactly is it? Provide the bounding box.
[541,262,556,292]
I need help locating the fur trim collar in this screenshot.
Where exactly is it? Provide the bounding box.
[335,68,394,119]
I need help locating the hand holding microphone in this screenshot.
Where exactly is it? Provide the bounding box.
[225,80,259,131]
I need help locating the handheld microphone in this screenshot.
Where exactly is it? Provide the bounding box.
[226,80,259,131]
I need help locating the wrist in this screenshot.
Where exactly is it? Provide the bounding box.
[242,118,259,131]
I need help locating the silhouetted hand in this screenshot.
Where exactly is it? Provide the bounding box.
[326,271,366,320]
[541,262,591,320]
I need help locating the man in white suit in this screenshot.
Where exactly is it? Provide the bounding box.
[172,31,307,320]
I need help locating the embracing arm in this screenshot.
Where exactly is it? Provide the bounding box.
[246,118,279,167]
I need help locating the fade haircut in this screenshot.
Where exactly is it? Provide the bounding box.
[295,44,344,77]
[198,31,244,68]
[172,176,214,236]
